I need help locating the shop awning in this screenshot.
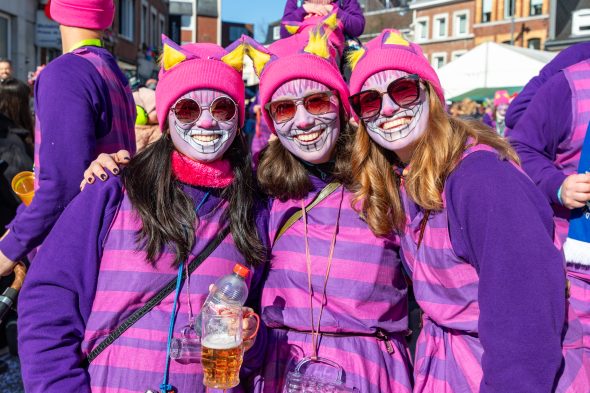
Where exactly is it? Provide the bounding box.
[449,86,523,102]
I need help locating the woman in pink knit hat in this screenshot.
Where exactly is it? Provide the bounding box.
[348,29,587,393]
[244,21,412,393]
[18,37,267,393]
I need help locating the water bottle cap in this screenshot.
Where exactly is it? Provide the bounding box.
[233,264,249,278]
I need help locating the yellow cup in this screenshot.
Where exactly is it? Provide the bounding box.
[11,171,35,206]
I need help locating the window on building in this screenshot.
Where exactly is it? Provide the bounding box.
[434,15,448,39]
[151,9,157,46]
[431,53,446,69]
[482,0,492,22]
[0,13,9,59]
[505,0,515,18]
[160,15,165,45]
[527,38,541,49]
[415,18,428,41]
[273,25,281,40]
[454,11,468,36]
[573,9,590,36]
[181,15,192,28]
[229,26,246,41]
[530,0,543,16]
[141,3,148,45]
[119,0,135,40]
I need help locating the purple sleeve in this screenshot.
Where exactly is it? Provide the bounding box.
[337,0,365,38]
[506,42,590,129]
[18,177,123,393]
[0,54,110,262]
[241,193,271,377]
[508,72,572,205]
[446,151,565,393]
[281,0,307,38]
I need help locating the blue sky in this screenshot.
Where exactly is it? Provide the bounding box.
[222,0,285,41]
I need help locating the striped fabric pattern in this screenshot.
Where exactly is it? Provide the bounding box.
[557,60,590,380]
[33,48,136,190]
[399,143,588,392]
[554,60,590,248]
[82,193,249,393]
[255,186,412,393]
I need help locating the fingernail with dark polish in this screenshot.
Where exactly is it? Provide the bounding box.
[124,157,131,161]
[88,177,94,183]
[100,174,107,181]
[112,168,119,174]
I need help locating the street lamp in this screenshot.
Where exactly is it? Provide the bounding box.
[397,0,410,16]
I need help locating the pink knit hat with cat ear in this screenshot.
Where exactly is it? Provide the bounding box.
[49,0,115,30]
[349,29,445,105]
[156,37,245,132]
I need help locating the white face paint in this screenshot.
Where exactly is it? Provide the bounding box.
[270,79,341,164]
[168,89,238,163]
[361,70,429,160]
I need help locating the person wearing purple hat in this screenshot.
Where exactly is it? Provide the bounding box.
[0,0,136,275]
[17,37,267,393]
[348,29,586,392]
[240,20,412,393]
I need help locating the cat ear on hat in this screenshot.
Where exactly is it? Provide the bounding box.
[222,38,246,72]
[240,35,274,78]
[160,34,194,71]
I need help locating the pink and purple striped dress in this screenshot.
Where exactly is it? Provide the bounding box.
[82,192,251,393]
[556,61,590,365]
[399,143,588,392]
[252,177,412,393]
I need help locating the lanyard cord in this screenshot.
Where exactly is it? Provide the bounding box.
[160,191,210,393]
[302,186,344,359]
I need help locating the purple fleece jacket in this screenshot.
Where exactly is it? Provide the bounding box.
[18,176,270,393]
[508,72,572,206]
[506,42,590,130]
[280,0,365,38]
[0,46,135,262]
[405,150,565,392]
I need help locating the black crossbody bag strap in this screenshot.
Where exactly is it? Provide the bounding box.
[83,226,230,366]
[273,181,341,245]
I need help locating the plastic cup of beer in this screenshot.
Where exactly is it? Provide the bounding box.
[201,307,259,389]
[11,171,35,206]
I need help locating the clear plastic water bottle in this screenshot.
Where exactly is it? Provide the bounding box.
[195,264,250,335]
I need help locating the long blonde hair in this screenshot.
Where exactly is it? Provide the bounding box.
[352,83,519,236]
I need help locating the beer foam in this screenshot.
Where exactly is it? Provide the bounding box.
[202,334,242,349]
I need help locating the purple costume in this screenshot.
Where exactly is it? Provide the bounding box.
[510,59,590,377]
[0,45,136,262]
[280,0,364,39]
[18,177,268,393]
[253,174,412,393]
[399,144,584,392]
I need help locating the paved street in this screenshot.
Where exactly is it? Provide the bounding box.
[0,352,24,393]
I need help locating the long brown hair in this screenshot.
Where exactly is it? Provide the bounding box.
[352,82,519,236]
[123,132,266,267]
[257,107,354,201]
[0,78,33,133]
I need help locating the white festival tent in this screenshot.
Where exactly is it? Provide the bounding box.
[437,42,557,100]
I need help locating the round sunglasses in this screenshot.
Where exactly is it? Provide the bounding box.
[172,96,237,124]
[265,90,338,124]
[349,74,421,120]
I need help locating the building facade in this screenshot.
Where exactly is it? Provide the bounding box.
[0,0,38,81]
[221,21,253,47]
[108,0,169,75]
[359,0,413,41]
[473,0,549,49]
[177,0,221,44]
[546,0,590,51]
[410,0,476,69]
